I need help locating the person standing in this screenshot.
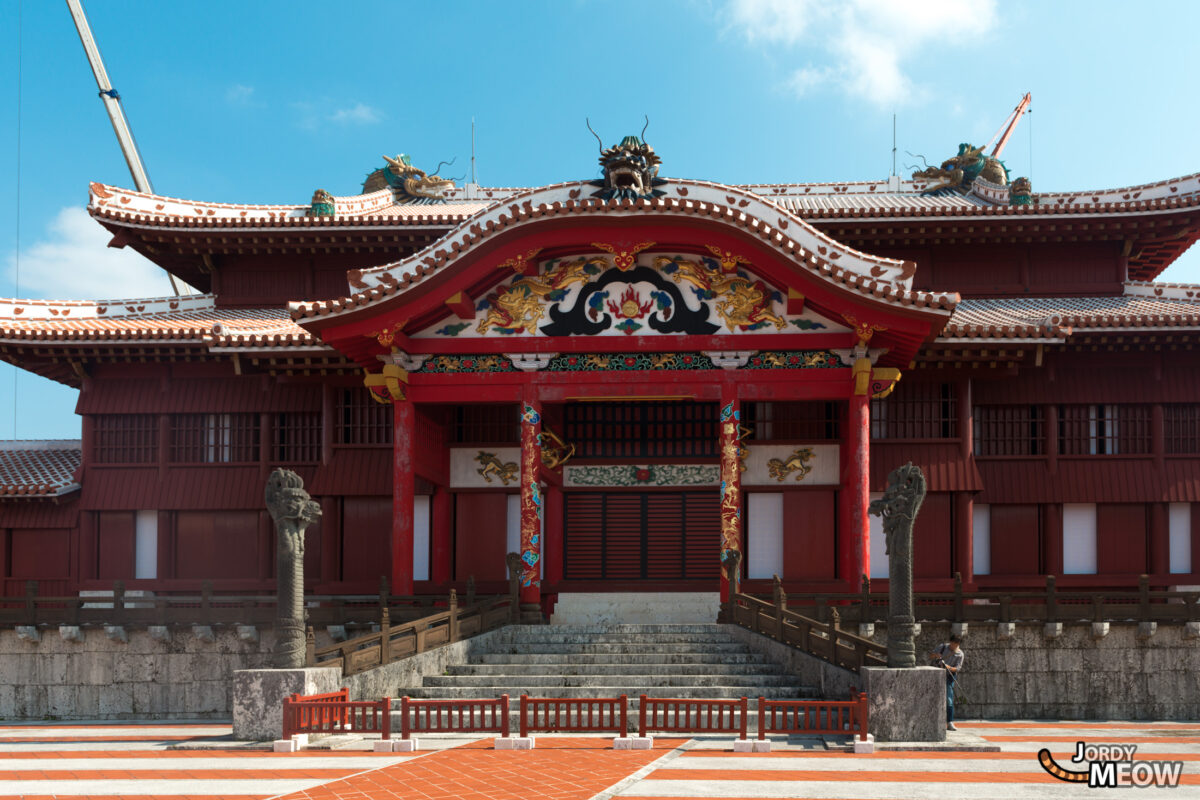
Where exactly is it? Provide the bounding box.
[929,634,964,731]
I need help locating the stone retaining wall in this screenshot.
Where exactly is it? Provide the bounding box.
[0,625,275,720]
[869,621,1200,720]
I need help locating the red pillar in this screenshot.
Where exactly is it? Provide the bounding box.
[545,485,564,587]
[392,399,415,595]
[431,488,452,585]
[718,387,742,601]
[519,399,543,606]
[840,391,870,587]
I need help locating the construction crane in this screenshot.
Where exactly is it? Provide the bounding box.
[65,0,182,296]
[983,92,1032,160]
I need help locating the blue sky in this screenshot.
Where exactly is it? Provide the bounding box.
[3,0,1200,439]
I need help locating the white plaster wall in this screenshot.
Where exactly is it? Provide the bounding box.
[1170,503,1192,574]
[973,504,991,576]
[868,492,887,578]
[1063,503,1098,574]
[413,496,430,582]
[747,493,783,579]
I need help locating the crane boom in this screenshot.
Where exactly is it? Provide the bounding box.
[986,92,1031,159]
[65,0,181,295]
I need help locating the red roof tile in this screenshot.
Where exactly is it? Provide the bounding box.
[0,441,82,497]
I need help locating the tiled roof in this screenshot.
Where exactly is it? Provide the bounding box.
[291,179,958,324]
[0,441,82,497]
[0,294,322,351]
[941,282,1200,341]
[88,171,1200,230]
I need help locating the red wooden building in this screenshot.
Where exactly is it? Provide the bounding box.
[3,138,1200,612]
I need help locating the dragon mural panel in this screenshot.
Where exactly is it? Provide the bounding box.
[414,250,845,339]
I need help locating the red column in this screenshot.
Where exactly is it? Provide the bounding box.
[431,488,452,585]
[545,485,564,588]
[519,400,543,606]
[840,391,870,587]
[718,387,742,602]
[392,400,415,595]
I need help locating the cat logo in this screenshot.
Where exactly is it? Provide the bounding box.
[1038,742,1183,788]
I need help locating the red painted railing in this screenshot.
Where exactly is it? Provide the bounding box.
[758,691,870,741]
[281,690,391,740]
[639,696,748,740]
[399,695,510,740]
[519,695,628,737]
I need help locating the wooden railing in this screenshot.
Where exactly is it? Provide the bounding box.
[282,689,391,740]
[639,696,748,740]
[519,695,629,737]
[771,574,1200,626]
[399,696,510,739]
[0,576,484,630]
[726,589,888,672]
[308,588,517,676]
[759,692,869,741]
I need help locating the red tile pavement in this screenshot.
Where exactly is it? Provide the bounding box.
[278,737,686,800]
[0,750,400,759]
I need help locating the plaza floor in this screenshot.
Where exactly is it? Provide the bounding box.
[0,721,1196,799]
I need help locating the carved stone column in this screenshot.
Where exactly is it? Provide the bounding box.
[265,469,322,669]
[868,462,926,669]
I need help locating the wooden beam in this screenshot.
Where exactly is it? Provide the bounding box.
[444,291,475,320]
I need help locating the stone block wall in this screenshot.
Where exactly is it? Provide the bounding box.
[0,626,275,720]
[872,621,1200,720]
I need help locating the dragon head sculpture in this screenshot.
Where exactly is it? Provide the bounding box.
[913,142,1018,197]
[589,133,668,201]
[1009,176,1033,205]
[362,154,456,203]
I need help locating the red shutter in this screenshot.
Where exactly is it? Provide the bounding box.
[564,494,604,579]
[682,492,721,579]
[646,494,684,579]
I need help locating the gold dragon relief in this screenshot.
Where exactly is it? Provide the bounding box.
[475,451,519,485]
[477,256,606,335]
[767,448,816,482]
[653,256,786,332]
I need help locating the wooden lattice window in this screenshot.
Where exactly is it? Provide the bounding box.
[871,382,957,440]
[169,413,260,463]
[973,406,1045,456]
[273,412,322,463]
[564,401,718,459]
[337,389,392,445]
[93,415,158,464]
[1165,405,1200,454]
[450,405,519,444]
[744,402,839,441]
[1059,404,1152,455]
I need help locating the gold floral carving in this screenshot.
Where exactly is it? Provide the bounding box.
[704,245,752,273]
[767,448,815,482]
[475,451,519,485]
[592,241,656,271]
[655,256,786,332]
[496,247,544,274]
[843,313,887,347]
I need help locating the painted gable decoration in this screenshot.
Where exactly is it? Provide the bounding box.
[417,249,845,339]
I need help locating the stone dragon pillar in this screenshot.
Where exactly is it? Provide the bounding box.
[868,462,926,669]
[265,469,322,669]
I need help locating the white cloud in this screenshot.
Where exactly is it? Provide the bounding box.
[4,207,181,301]
[726,0,997,107]
[225,84,256,105]
[329,102,382,125]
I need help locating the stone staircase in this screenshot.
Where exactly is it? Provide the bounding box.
[398,624,818,702]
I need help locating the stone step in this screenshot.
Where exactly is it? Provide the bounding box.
[490,642,752,655]
[536,624,727,634]
[422,673,800,688]
[398,685,819,700]
[504,632,740,645]
[446,662,786,676]
[474,652,772,666]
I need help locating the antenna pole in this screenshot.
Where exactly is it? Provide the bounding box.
[65,0,180,295]
[471,117,477,185]
[892,114,897,177]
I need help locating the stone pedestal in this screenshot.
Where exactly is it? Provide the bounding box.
[860,666,946,742]
[232,667,341,741]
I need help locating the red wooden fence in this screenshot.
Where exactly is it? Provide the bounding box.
[399,696,510,740]
[639,696,748,740]
[519,695,628,737]
[758,692,869,741]
[281,690,391,740]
